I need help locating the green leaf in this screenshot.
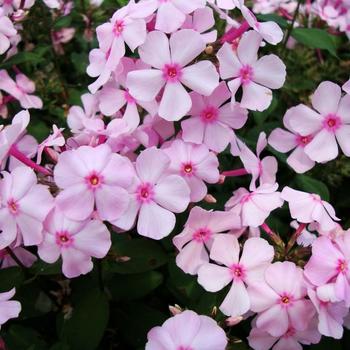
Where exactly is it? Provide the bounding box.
[256,14,288,28]
[108,271,163,301]
[0,52,44,69]
[54,15,72,29]
[30,260,62,276]
[291,28,338,56]
[109,238,168,274]
[3,325,48,350]
[59,288,109,350]
[295,174,330,201]
[0,267,25,292]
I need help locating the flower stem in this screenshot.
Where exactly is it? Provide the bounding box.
[261,222,285,248]
[282,0,303,48]
[285,223,307,254]
[221,168,249,177]
[9,145,52,176]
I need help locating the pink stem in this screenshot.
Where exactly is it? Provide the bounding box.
[261,222,285,247]
[261,222,274,236]
[220,20,250,44]
[294,223,307,238]
[9,145,52,176]
[222,168,249,177]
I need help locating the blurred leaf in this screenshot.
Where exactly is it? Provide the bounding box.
[108,271,163,301]
[295,174,330,201]
[109,238,168,274]
[50,343,70,350]
[0,52,45,69]
[59,288,109,350]
[0,267,25,292]
[27,120,51,142]
[256,14,288,28]
[54,16,72,29]
[3,325,48,350]
[291,28,338,56]
[115,302,167,348]
[30,260,62,276]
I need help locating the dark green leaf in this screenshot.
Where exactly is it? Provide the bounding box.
[291,28,338,56]
[0,267,25,292]
[0,52,45,69]
[3,325,48,350]
[256,14,288,28]
[295,174,330,201]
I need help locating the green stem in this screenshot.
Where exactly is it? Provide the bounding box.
[282,0,303,49]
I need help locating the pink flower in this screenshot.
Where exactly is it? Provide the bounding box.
[0,110,29,165]
[0,245,36,268]
[163,139,219,202]
[225,183,283,227]
[288,81,350,162]
[248,261,316,337]
[181,81,248,152]
[198,234,274,316]
[38,209,111,278]
[98,57,158,130]
[54,144,133,222]
[173,206,240,274]
[145,310,227,350]
[0,288,21,329]
[0,71,42,109]
[343,78,350,94]
[237,132,278,190]
[217,30,286,111]
[0,14,17,55]
[281,186,339,231]
[36,125,65,164]
[112,147,190,240]
[247,319,321,350]
[182,7,217,43]
[304,234,350,306]
[127,29,219,121]
[308,288,348,339]
[88,1,147,93]
[139,0,206,34]
[208,0,237,10]
[0,167,54,249]
[268,107,315,174]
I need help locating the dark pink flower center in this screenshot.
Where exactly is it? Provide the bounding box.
[323,114,342,132]
[162,64,182,83]
[200,106,219,123]
[181,162,196,177]
[192,228,212,243]
[230,263,246,281]
[114,20,124,36]
[86,173,103,190]
[56,231,74,247]
[283,327,296,338]
[136,183,154,203]
[296,134,313,147]
[337,259,348,274]
[177,347,193,350]
[239,65,254,85]
[7,199,19,215]
[279,293,294,307]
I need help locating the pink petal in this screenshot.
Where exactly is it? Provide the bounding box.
[256,304,289,337]
[181,116,205,144]
[241,82,273,111]
[217,43,241,79]
[181,61,219,96]
[288,300,316,331]
[123,19,146,52]
[197,263,232,292]
[336,125,350,156]
[156,2,186,33]
[248,281,279,312]
[220,280,250,316]
[207,81,231,107]
[237,30,261,65]
[268,128,296,153]
[204,122,233,152]
[304,129,338,162]
[337,94,350,123]
[311,81,341,115]
[217,102,248,129]
[209,234,240,266]
[287,147,315,174]
[38,234,61,263]
[137,202,176,239]
[61,248,93,278]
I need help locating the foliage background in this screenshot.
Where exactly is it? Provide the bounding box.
[1,0,350,349]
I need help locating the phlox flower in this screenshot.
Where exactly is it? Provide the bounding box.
[0,288,21,329]
[268,107,315,174]
[217,30,286,111]
[173,206,240,275]
[182,7,217,43]
[225,183,283,227]
[248,261,316,337]
[0,245,36,268]
[0,70,42,109]
[288,81,350,162]
[112,147,190,240]
[127,29,219,121]
[145,310,227,350]
[207,0,237,10]
[98,57,158,130]
[38,209,111,278]
[247,319,321,350]
[36,125,65,164]
[0,13,17,55]
[181,81,248,152]
[304,234,350,307]
[281,186,339,231]
[163,139,220,202]
[138,0,206,34]
[0,167,54,249]
[343,78,350,94]
[237,132,278,190]
[308,288,348,339]
[54,144,133,222]
[88,1,148,93]
[198,234,274,317]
